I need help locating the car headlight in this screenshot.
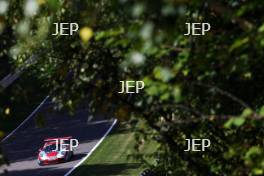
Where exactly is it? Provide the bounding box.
[39,152,47,159]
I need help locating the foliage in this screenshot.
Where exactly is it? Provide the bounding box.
[1,0,264,175]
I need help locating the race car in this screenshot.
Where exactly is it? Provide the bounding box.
[37,136,74,165]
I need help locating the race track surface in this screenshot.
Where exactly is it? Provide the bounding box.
[0,101,115,176]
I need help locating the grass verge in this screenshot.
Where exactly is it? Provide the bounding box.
[70,122,157,176]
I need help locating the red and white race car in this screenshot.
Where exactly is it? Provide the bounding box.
[37,137,73,165]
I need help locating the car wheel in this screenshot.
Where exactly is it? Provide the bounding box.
[38,160,43,166]
[70,151,74,159]
[65,153,71,161]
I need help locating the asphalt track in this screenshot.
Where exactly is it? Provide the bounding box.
[0,99,115,176]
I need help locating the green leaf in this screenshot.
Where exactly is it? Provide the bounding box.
[153,67,174,82]
[132,3,145,17]
[241,108,253,118]
[258,24,264,33]
[224,118,233,129]
[145,85,159,96]
[253,168,263,175]
[258,106,264,116]
[245,146,262,159]
[229,37,249,52]
[172,86,181,102]
[233,117,245,127]
[47,0,60,11]
[223,147,236,159]
[224,117,245,128]
[160,92,170,101]
[95,27,125,41]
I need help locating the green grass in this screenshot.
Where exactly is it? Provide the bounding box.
[71,123,157,176]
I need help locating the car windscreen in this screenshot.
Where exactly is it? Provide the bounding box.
[43,144,60,153]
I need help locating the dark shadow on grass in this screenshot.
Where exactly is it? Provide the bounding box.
[108,123,131,135]
[73,163,141,176]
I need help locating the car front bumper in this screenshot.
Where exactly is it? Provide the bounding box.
[38,157,65,165]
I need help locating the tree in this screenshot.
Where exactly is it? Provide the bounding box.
[1,0,264,175]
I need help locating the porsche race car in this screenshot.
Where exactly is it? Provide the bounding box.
[37,137,73,165]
